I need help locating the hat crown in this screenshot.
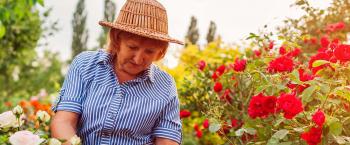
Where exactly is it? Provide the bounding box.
[116,0,168,34]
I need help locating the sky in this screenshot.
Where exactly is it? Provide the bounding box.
[41,0,332,68]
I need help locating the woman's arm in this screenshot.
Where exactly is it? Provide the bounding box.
[155,137,179,145]
[50,111,79,145]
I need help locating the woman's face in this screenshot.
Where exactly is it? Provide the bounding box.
[115,34,164,76]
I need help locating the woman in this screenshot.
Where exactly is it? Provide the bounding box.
[50,0,183,144]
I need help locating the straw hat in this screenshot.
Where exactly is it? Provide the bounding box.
[99,0,184,45]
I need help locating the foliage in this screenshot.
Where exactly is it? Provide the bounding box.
[71,0,89,60]
[206,21,217,43]
[185,16,200,46]
[0,92,81,145]
[0,0,64,105]
[176,1,350,144]
[97,0,116,49]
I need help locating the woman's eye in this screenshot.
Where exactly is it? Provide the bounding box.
[145,49,155,54]
[128,46,138,50]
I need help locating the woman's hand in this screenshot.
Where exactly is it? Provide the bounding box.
[154,137,179,145]
[50,111,80,145]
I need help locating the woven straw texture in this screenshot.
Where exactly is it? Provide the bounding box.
[99,0,184,45]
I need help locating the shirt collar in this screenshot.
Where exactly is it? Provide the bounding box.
[97,49,113,65]
[97,49,155,83]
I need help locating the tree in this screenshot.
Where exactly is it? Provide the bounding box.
[97,0,116,49]
[0,0,63,107]
[185,16,199,45]
[206,21,217,43]
[71,0,89,60]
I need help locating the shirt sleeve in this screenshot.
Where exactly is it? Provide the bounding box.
[52,53,87,114]
[152,78,182,144]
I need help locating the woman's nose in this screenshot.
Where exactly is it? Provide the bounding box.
[133,51,144,65]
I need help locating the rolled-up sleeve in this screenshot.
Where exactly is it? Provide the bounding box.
[152,78,182,144]
[52,54,86,114]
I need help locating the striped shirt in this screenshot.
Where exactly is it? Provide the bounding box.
[52,50,182,145]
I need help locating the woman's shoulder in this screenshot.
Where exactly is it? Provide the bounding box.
[69,50,108,72]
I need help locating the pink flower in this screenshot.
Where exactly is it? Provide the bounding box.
[9,130,44,145]
[197,60,206,71]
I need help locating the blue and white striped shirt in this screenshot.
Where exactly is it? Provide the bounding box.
[52,50,182,145]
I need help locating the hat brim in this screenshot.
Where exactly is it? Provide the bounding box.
[99,21,184,45]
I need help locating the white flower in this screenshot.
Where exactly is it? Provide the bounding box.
[36,110,50,123]
[12,105,23,116]
[0,111,23,129]
[48,138,62,145]
[70,135,81,145]
[9,130,44,145]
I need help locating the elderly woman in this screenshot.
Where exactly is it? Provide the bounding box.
[50,0,183,145]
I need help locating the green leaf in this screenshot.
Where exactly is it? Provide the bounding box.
[302,85,317,103]
[330,121,343,136]
[245,127,257,135]
[267,137,279,145]
[0,21,5,39]
[312,60,329,67]
[272,129,289,140]
[334,136,350,144]
[37,0,44,6]
[332,86,350,103]
[235,128,245,136]
[209,123,221,133]
[319,83,330,94]
[274,118,285,127]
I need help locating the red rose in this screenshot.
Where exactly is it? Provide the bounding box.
[277,93,303,119]
[254,50,261,57]
[310,37,317,45]
[220,89,232,103]
[299,69,314,82]
[196,130,203,138]
[267,55,294,73]
[214,82,223,93]
[301,127,322,145]
[312,109,325,127]
[231,118,239,128]
[269,41,274,49]
[286,48,301,57]
[216,65,226,76]
[263,96,277,114]
[212,72,218,81]
[248,93,269,119]
[334,44,350,62]
[203,119,209,129]
[197,60,206,71]
[233,58,247,72]
[194,123,200,131]
[320,35,330,48]
[180,110,191,118]
[309,51,333,74]
[279,46,286,55]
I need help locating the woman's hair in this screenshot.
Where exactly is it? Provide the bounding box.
[106,29,169,61]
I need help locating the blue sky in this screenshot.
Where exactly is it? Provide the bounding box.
[41,0,331,67]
